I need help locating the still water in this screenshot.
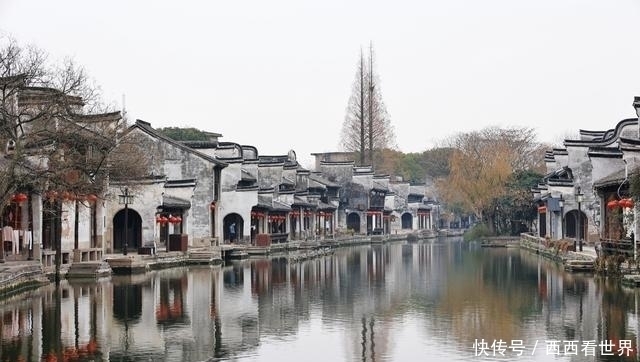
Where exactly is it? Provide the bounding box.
[1,238,640,362]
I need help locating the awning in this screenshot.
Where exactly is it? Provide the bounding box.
[255,195,272,209]
[162,195,191,209]
[292,196,315,208]
[317,201,336,211]
[272,200,292,212]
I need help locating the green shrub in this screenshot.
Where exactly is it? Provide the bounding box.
[464,223,492,241]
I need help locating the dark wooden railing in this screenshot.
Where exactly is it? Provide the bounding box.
[269,232,288,244]
[600,238,639,256]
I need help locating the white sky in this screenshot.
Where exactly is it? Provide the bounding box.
[2,0,640,168]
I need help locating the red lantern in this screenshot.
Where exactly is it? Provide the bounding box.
[175,216,182,223]
[607,200,620,210]
[160,216,168,225]
[168,215,178,224]
[156,215,163,224]
[14,193,27,203]
[627,198,635,208]
[87,194,98,203]
[619,199,629,209]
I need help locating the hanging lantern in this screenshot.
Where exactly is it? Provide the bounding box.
[156,215,163,224]
[169,215,178,224]
[620,198,635,209]
[607,200,619,210]
[619,199,629,209]
[14,193,27,203]
[160,216,168,225]
[175,216,182,223]
[87,194,98,203]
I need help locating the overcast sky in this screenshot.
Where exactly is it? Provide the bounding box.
[2,0,640,168]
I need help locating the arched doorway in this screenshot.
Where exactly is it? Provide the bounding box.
[346,213,360,233]
[401,213,413,229]
[565,210,587,240]
[113,209,142,253]
[223,213,244,243]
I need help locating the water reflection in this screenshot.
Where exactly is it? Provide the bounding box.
[1,239,640,361]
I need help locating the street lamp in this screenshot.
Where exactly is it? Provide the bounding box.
[118,188,134,255]
[575,186,584,252]
[558,195,564,239]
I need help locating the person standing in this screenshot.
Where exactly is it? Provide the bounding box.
[229,222,236,243]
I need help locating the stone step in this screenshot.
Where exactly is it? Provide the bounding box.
[67,261,112,278]
[187,250,222,264]
[564,259,595,272]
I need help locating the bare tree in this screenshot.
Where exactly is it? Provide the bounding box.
[0,37,150,272]
[340,43,395,167]
[340,48,367,165]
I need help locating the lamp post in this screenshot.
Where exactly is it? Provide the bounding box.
[559,195,564,239]
[575,186,584,252]
[118,188,134,255]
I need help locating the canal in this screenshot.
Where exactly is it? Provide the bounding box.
[1,238,639,361]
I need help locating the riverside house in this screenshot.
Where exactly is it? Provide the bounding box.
[534,97,640,257]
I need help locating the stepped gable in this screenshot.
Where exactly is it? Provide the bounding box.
[214,141,244,162]
[587,146,623,159]
[18,86,84,107]
[127,120,227,167]
[565,118,637,147]
[241,145,259,161]
[578,129,607,142]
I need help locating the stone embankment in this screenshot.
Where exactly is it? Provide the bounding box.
[0,261,49,297]
[520,234,596,272]
[1,231,443,295]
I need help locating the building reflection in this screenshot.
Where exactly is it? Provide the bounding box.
[3,241,640,361]
[0,280,107,362]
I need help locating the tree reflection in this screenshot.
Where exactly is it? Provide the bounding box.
[5,242,640,361]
